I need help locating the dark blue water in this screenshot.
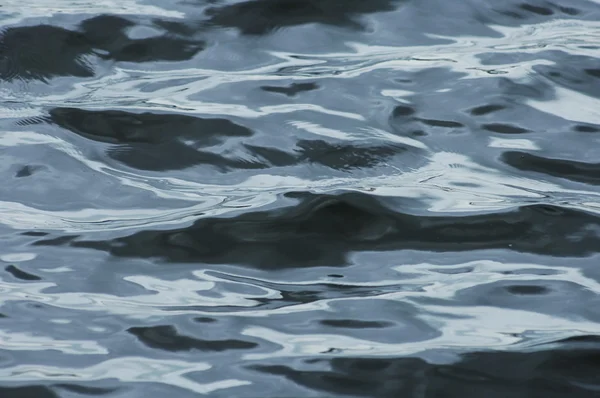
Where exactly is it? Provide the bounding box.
[1,0,600,396]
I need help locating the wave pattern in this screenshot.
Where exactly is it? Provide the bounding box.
[1,0,600,396]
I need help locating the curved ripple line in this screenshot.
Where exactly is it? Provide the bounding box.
[241,307,600,360]
[0,0,183,25]
[2,259,599,320]
[0,330,107,354]
[0,357,248,394]
[1,132,599,231]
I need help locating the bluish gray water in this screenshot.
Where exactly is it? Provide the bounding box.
[1,0,600,396]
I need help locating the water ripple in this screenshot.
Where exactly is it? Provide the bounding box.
[1,0,600,396]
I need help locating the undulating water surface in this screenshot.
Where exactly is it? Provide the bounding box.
[1,0,600,396]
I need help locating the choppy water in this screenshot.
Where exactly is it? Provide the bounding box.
[1,0,600,396]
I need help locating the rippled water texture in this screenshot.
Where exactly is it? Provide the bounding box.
[1,0,600,396]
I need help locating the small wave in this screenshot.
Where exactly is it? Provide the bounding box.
[1,0,600,396]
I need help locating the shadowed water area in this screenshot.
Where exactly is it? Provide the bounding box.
[1,0,600,396]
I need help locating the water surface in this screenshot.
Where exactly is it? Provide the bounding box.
[1,0,600,396]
